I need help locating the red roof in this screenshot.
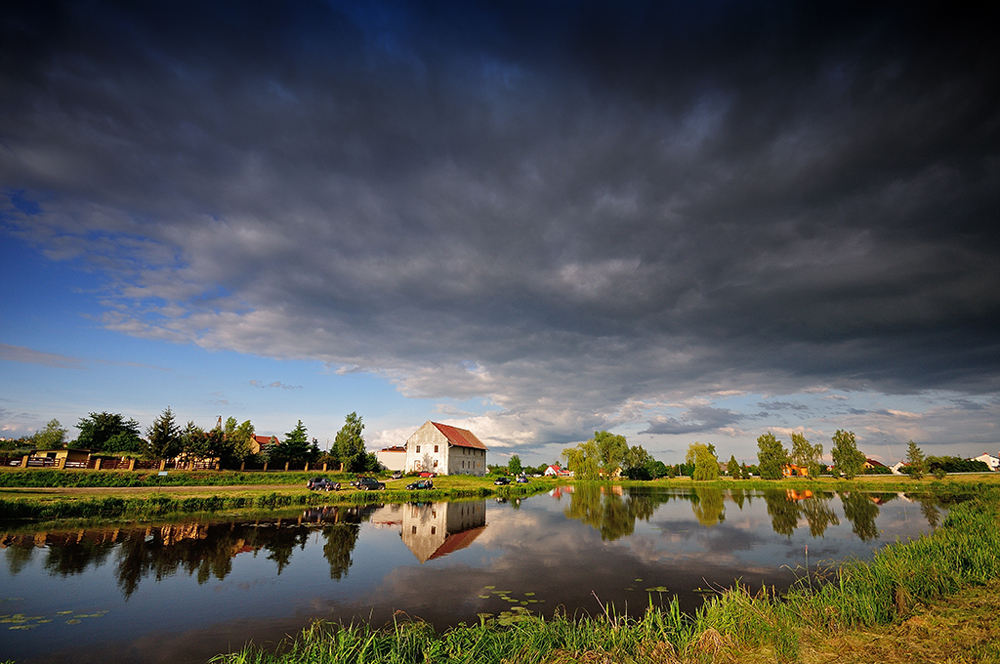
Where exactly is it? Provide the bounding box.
[431,422,488,450]
[427,525,487,560]
[254,435,278,445]
[380,446,407,452]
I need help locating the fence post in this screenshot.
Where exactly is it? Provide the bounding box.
[240,461,245,471]
[20,455,28,468]
[322,462,327,472]
[159,460,166,471]
[263,462,268,471]
[304,462,309,472]
[128,458,136,471]
[57,457,66,470]
[94,458,102,471]
[284,461,289,472]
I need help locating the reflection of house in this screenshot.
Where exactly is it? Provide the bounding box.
[369,503,405,529]
[972,453,1000,471]
[376,446,407,471]
[400,500,487,563]
[404,421,488,476]
[785,489,814,501]
[782,464,810,477]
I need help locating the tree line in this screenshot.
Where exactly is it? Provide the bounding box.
[558,429,984,480]
[1,410,381,472]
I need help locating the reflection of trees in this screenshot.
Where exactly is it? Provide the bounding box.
[4,543,37,575]
[910,495,942,528]
[691,487,725,527]
[43,540,115,576]
[763,490,839,538]
[322,524,360,579]
[564,486,672,541]
[730,487,748,510]
[4,514,366,599]
[800,495,839,537]
[840,492,880,542]
[764,489,800,537]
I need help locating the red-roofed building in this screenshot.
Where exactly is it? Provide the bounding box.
[251,435,279,455]
[404,421,488,476]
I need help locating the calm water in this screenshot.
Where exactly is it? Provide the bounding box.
[1,487,950,664]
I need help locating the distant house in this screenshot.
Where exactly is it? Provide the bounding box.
[863,458,889,471]
[251,435,279,455]
[972,453,1000,471]
[376,446,407,472]
[890,461,909,475]
[544,464,573,477]
[782,464,810,477]
[404,421,488,476]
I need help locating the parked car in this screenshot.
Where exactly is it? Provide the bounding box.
[418,471,437,478]
[494,476,510,485]
[516,475,529,483]
[391,471,403,480]
[406,479,434,490]
[307,477,340,491]
[351,477,386,491]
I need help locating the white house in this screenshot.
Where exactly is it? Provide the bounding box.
[404,421,488,476]
[890,461,909,475]
[376,446,407,472]
[972,453,1000,471]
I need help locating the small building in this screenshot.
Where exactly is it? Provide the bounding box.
[863,458,889,472]
[403,421,488,476]
[972,453,1000,471]
[251,435,279,455]
[544,464,573,477]
[28,448,92,468]
[890,461,909,475]
[782,464,810,477]
[376,446,407,472]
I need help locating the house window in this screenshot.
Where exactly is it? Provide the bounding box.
[416,445,420,453]
[412,526,417,534]
[433,459,438,468]
[431,526,436,535]
[434,445,439,453]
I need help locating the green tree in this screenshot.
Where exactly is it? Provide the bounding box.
[686,442,719,481]
[562,439,599,479]
[333,412,366,472]
[76,412,142,452]
[622,445,653,480]
[830,429,865,479]
[726,455,741,478]
[790,432,824,476]
[508,454,523,476]
[905,440,927,480]
[32,419,67,449]
[756,432,789,479]
[593,431,628,477]
[272,420,311,464]
[147,407,181,460]
[223,417,256,464]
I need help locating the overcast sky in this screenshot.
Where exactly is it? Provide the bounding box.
[2,1,998,466]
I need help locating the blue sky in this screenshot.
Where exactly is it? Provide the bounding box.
[1,1,998,466]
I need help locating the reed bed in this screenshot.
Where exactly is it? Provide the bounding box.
[213,490,1000,664]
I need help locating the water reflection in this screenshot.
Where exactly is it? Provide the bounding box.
[563,484,667,540]
[1,505,378,597]
[0,489,960,664]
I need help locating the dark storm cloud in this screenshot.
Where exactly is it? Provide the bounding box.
[642,406,743,435]
[1,1,998,446]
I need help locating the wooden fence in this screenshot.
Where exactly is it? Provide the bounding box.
[1,454,338,473]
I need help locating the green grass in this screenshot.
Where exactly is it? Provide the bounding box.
[210,489,1000,664]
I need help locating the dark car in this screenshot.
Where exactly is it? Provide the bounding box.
[406,479,434,490]
[351,477,386,491]
[494,476,510,485]
[307,477,340,491]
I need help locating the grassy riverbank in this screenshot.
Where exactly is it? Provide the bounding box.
[210,489,1000,664]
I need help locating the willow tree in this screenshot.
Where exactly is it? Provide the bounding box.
[686,442,719,481]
